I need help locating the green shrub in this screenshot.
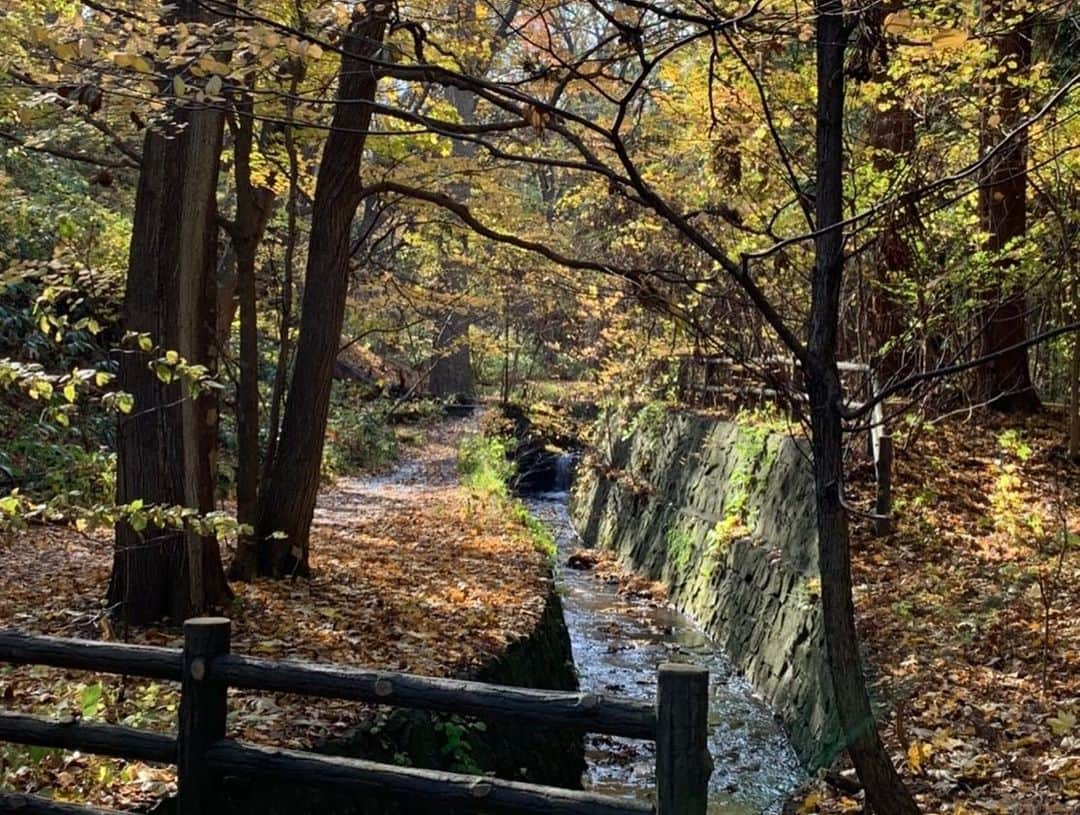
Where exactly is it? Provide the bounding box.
[456,433,515,499]
[456,432,555,559]
[0,406,115,513]
[322,399,399,481]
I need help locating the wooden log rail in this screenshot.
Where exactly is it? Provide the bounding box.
[0,793,127,814]
[211,653,656,739]
[0,619,712,815]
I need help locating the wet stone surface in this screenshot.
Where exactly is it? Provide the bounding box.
[525,494,804,815]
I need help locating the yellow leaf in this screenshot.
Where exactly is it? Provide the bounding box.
[906,740,933,773]
[55,41,78,61]
[797,791,822,814]
[884,11,913,36]
[173,75,186,97]
[132,56,153,74]
[205,75,223,97]
[932,29,968,50]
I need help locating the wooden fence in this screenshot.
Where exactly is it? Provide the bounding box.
[677,354,893,535]
[0,619,712,815]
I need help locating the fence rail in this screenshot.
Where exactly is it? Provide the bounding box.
[0,619,711,815]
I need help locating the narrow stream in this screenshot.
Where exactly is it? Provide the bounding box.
[524,494,803,815]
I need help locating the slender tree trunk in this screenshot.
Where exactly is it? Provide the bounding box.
[1070,282,1080,460]
[215,185,276,352]
[227,95,275,580]
[978,1,1039,413]
[808,3,918,812]
[864,3,916,383]
[109,0,231,624]
[254,4,389,577]
[261,75,301,494]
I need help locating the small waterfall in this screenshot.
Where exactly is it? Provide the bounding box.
[553,453,575,493]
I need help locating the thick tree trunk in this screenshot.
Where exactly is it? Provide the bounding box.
[109,0,231,624]
[809,3,919,812]
[254,5,389,577]
[978,2,1039,413]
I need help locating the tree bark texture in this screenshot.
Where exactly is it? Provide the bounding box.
[809,3,919,812]
[109,0,231,624]
[254,4,389,577]
[226,98,274,581]
[978,2,1039,413]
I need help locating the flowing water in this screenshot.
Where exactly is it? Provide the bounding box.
[524,492,803,815]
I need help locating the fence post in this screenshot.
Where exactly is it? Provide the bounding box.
[178,617,231,815]
[656,663,711,815]
[874,432,894,536]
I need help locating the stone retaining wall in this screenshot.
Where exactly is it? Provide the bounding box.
[570,408,840,767]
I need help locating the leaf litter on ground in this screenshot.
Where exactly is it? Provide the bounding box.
[792,408,1080,815]
[0,416,551,810]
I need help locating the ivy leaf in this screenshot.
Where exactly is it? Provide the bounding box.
[80,683,104,718]
[1048,711,1076,736]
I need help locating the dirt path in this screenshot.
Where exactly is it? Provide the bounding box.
[311,413,475,532]
[0,412,552,809]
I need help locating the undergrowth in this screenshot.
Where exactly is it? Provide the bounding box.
[456,432,555,559]
[321,389,400,481]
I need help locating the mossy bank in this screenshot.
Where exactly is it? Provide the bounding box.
[571,407,841,768]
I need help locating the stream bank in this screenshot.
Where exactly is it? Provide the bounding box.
[203,418,585,814]
[528,494,803,815]
[570,408,842,769]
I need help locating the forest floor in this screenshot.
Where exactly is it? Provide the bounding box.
[798,408,1080,815]
[0,414,553,810]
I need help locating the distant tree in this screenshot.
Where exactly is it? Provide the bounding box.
[977,0,1040,413]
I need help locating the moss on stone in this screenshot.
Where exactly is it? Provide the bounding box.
[570,407,839,769]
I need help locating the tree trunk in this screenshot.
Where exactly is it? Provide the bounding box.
[227,96,275,581]
[1070,282,1080,461]
[864,3,916,384]
[809,3,919,812]
[215,185,276,351]
[109,0,231,624]
[254,4,389,577]
[260,74,302,497]
[428,79,478,400]
[978,1,1039,413]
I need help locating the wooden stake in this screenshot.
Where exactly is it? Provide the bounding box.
[656,663,711,815]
